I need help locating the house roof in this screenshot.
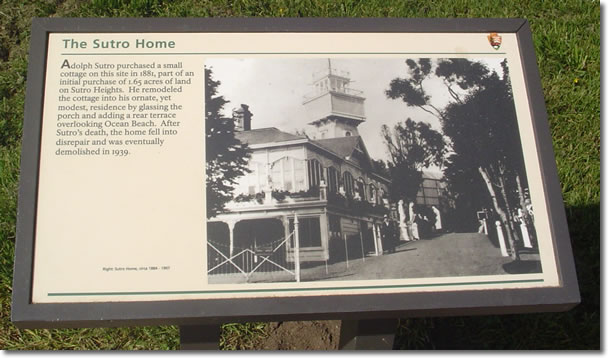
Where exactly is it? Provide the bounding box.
[312,136,389,182]
[235,128,390,182]
[311,136,361,159]
[234,127,305,145]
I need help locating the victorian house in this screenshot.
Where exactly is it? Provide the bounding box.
[208,64,397,267]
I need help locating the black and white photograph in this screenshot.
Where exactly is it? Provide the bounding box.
[205,57,541,284]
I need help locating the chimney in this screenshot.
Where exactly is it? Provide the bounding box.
[232,104,253,131]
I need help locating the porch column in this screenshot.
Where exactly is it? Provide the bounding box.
[282,215,290,242]
[372,222,379,256]
[282,215,292,264]
[341,220,349,269]
[375,223,383,254]
[226,220,236,256]
[320,213,330,261]
[344,235,349,269]
[294,213,301,282]
[359,224,365,262]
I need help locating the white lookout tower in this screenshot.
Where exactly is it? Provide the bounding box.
[303,59,366,139]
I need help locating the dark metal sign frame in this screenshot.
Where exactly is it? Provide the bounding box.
[12,17,579,329]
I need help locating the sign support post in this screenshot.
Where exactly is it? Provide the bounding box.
[294,212,301,283]
[339,319,399,350]
[179,324,221,350]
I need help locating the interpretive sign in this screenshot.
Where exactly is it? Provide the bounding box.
[13,18,579,328]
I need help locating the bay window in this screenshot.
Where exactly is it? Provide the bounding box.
[343,171,354,197]
[270,156,306,192]
[327,166,339,192]
[307,159,323,188]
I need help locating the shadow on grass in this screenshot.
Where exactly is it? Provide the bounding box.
[393,203,599,349]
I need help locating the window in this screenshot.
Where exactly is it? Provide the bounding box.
[345,131,352,137]
[289,217,322,248]
[327,166,339,192]
[356,178,366,199]
[369,184,377,203]
[307,159,323,188]
[246,161,267,194]
[283,159,293,191]
[294,159,305,191]
[270,157,306,192]
[270,159,282,190]
[343,171,354,197]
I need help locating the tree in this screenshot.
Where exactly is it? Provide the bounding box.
[380,118,445,222]
[442,151,491,232]
[371,158,390,178]
[386,58,490,122]
[205,67,251,218]
[386,58,531,259]
[441,64,526,259]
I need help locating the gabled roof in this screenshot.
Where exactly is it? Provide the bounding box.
[311,136,361,159]
[312,136,389,182]
[234,128,390,182]
[235,127,305,145]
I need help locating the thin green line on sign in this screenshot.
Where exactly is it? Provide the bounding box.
[48,278,544,297]
[60,52,507,56]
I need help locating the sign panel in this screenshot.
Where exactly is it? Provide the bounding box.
[13,18,579,327]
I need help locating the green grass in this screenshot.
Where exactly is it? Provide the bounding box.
[0,0,599,350]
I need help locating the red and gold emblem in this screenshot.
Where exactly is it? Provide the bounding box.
[488,32,502,50]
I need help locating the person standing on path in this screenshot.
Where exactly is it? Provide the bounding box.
[381,215,397,253]
[411,213,420,240]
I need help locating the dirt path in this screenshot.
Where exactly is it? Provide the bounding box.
[259,320,341,350]
[209,233,539,285]
[320,233,520,281]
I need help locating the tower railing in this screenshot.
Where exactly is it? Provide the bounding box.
[303,87,364,101]
[312,67,350,80]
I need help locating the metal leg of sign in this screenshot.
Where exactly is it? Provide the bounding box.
[338,319,398,350]
[179,324,221,350]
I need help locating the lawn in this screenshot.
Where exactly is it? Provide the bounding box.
[0,0,599,350]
